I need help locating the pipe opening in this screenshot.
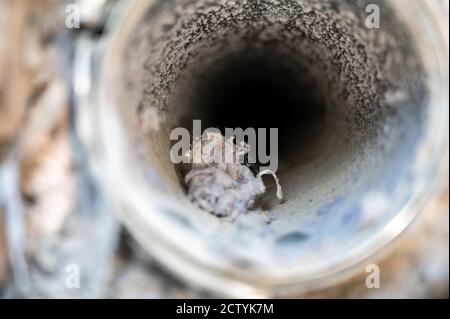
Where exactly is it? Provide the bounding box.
[116,0,428,262]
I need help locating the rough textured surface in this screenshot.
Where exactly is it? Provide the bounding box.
[135,0,423,145]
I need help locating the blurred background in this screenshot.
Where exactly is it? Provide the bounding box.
[0,0,448,298]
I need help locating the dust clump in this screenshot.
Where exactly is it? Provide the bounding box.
[184,131,282,220]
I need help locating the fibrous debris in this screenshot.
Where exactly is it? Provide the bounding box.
[184,131,283,220]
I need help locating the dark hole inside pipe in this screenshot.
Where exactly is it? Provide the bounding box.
[186,48,327,166]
